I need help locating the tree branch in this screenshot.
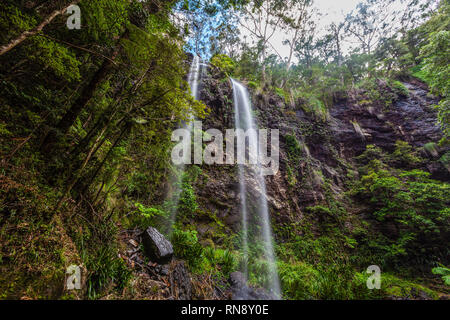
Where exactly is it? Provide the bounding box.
[0,0,80,56]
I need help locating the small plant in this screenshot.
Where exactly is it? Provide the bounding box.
[286,164,298,187]
[85,246,131,299]
[247,81,259,89]
[128,202,168,229]
[171,227,204,272]
[284,134,302,162]
[356,144,386,165]
[204,247,237,277]
[389,140,423,168]
[274,87,289,103]
[424,142,440,158]
[432,265,450,285]
[410,64,428,83]
[391,80,409,97]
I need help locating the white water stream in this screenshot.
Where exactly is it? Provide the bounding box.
[231,78,281,298]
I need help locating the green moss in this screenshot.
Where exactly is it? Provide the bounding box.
[382,273,439,299]
[284,134,303,162]
[424,142,439,157]
[391,81,409,97]
[410,64,428,83]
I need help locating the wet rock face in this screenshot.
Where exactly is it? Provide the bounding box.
[229,272,279,300]
[200,67,234,131]
[329,81,449,180]
[330,81,443,156]
[392,83,442,144]
[141,227,173,264]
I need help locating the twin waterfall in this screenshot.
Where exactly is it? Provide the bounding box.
[173,57,280,298]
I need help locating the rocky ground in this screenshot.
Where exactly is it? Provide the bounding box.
[115,227,276,300]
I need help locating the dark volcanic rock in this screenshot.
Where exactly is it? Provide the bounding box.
[330,82,443,156]
[329,81,449,180]
[169,261,192,300]
[141,227,173,264]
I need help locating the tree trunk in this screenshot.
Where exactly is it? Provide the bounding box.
[40,31,128,153]
[261,46,267,85]
[0,1,80,56]
[286,28,299,74]
[82,122,131,194]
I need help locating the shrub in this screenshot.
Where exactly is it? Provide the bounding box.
[85,246,131,299]
[247,81,259,89]
[352,164,450,268]
[420,30,450,143]
[389,140,423,168]
[410,64,428,83]
[440,151,450,170]
[210,54,236,75]
[171,227,204,272]
[278,261,318,299]
[204,247,237,277]
[357,78,404,108]
[424,142,440,158]
[274,87,289,102]
[128,202,168,229]
[432,265,450,285]
[178,181,199,218]
[391,81,409,97]
[356,144,386,165]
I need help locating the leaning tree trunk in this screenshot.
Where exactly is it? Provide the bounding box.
[0,1,80,56]
[40,30,128,153]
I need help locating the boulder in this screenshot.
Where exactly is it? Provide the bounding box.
[141,227,173,264]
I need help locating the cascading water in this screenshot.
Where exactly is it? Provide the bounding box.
[188,55,202,101]
[166,55,203,231]
[231,78,281,299]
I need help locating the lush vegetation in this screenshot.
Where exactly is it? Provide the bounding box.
[0,0,448,300]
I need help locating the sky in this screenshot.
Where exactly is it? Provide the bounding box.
[178,0,363,58]
[178,0,434,60]
[313,0,362,29]
[238,0,411,62]
[238,0,363,61]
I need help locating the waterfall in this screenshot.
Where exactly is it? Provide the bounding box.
[188,55,202,101]
[166,55,203,232]
[231,78,281,299]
